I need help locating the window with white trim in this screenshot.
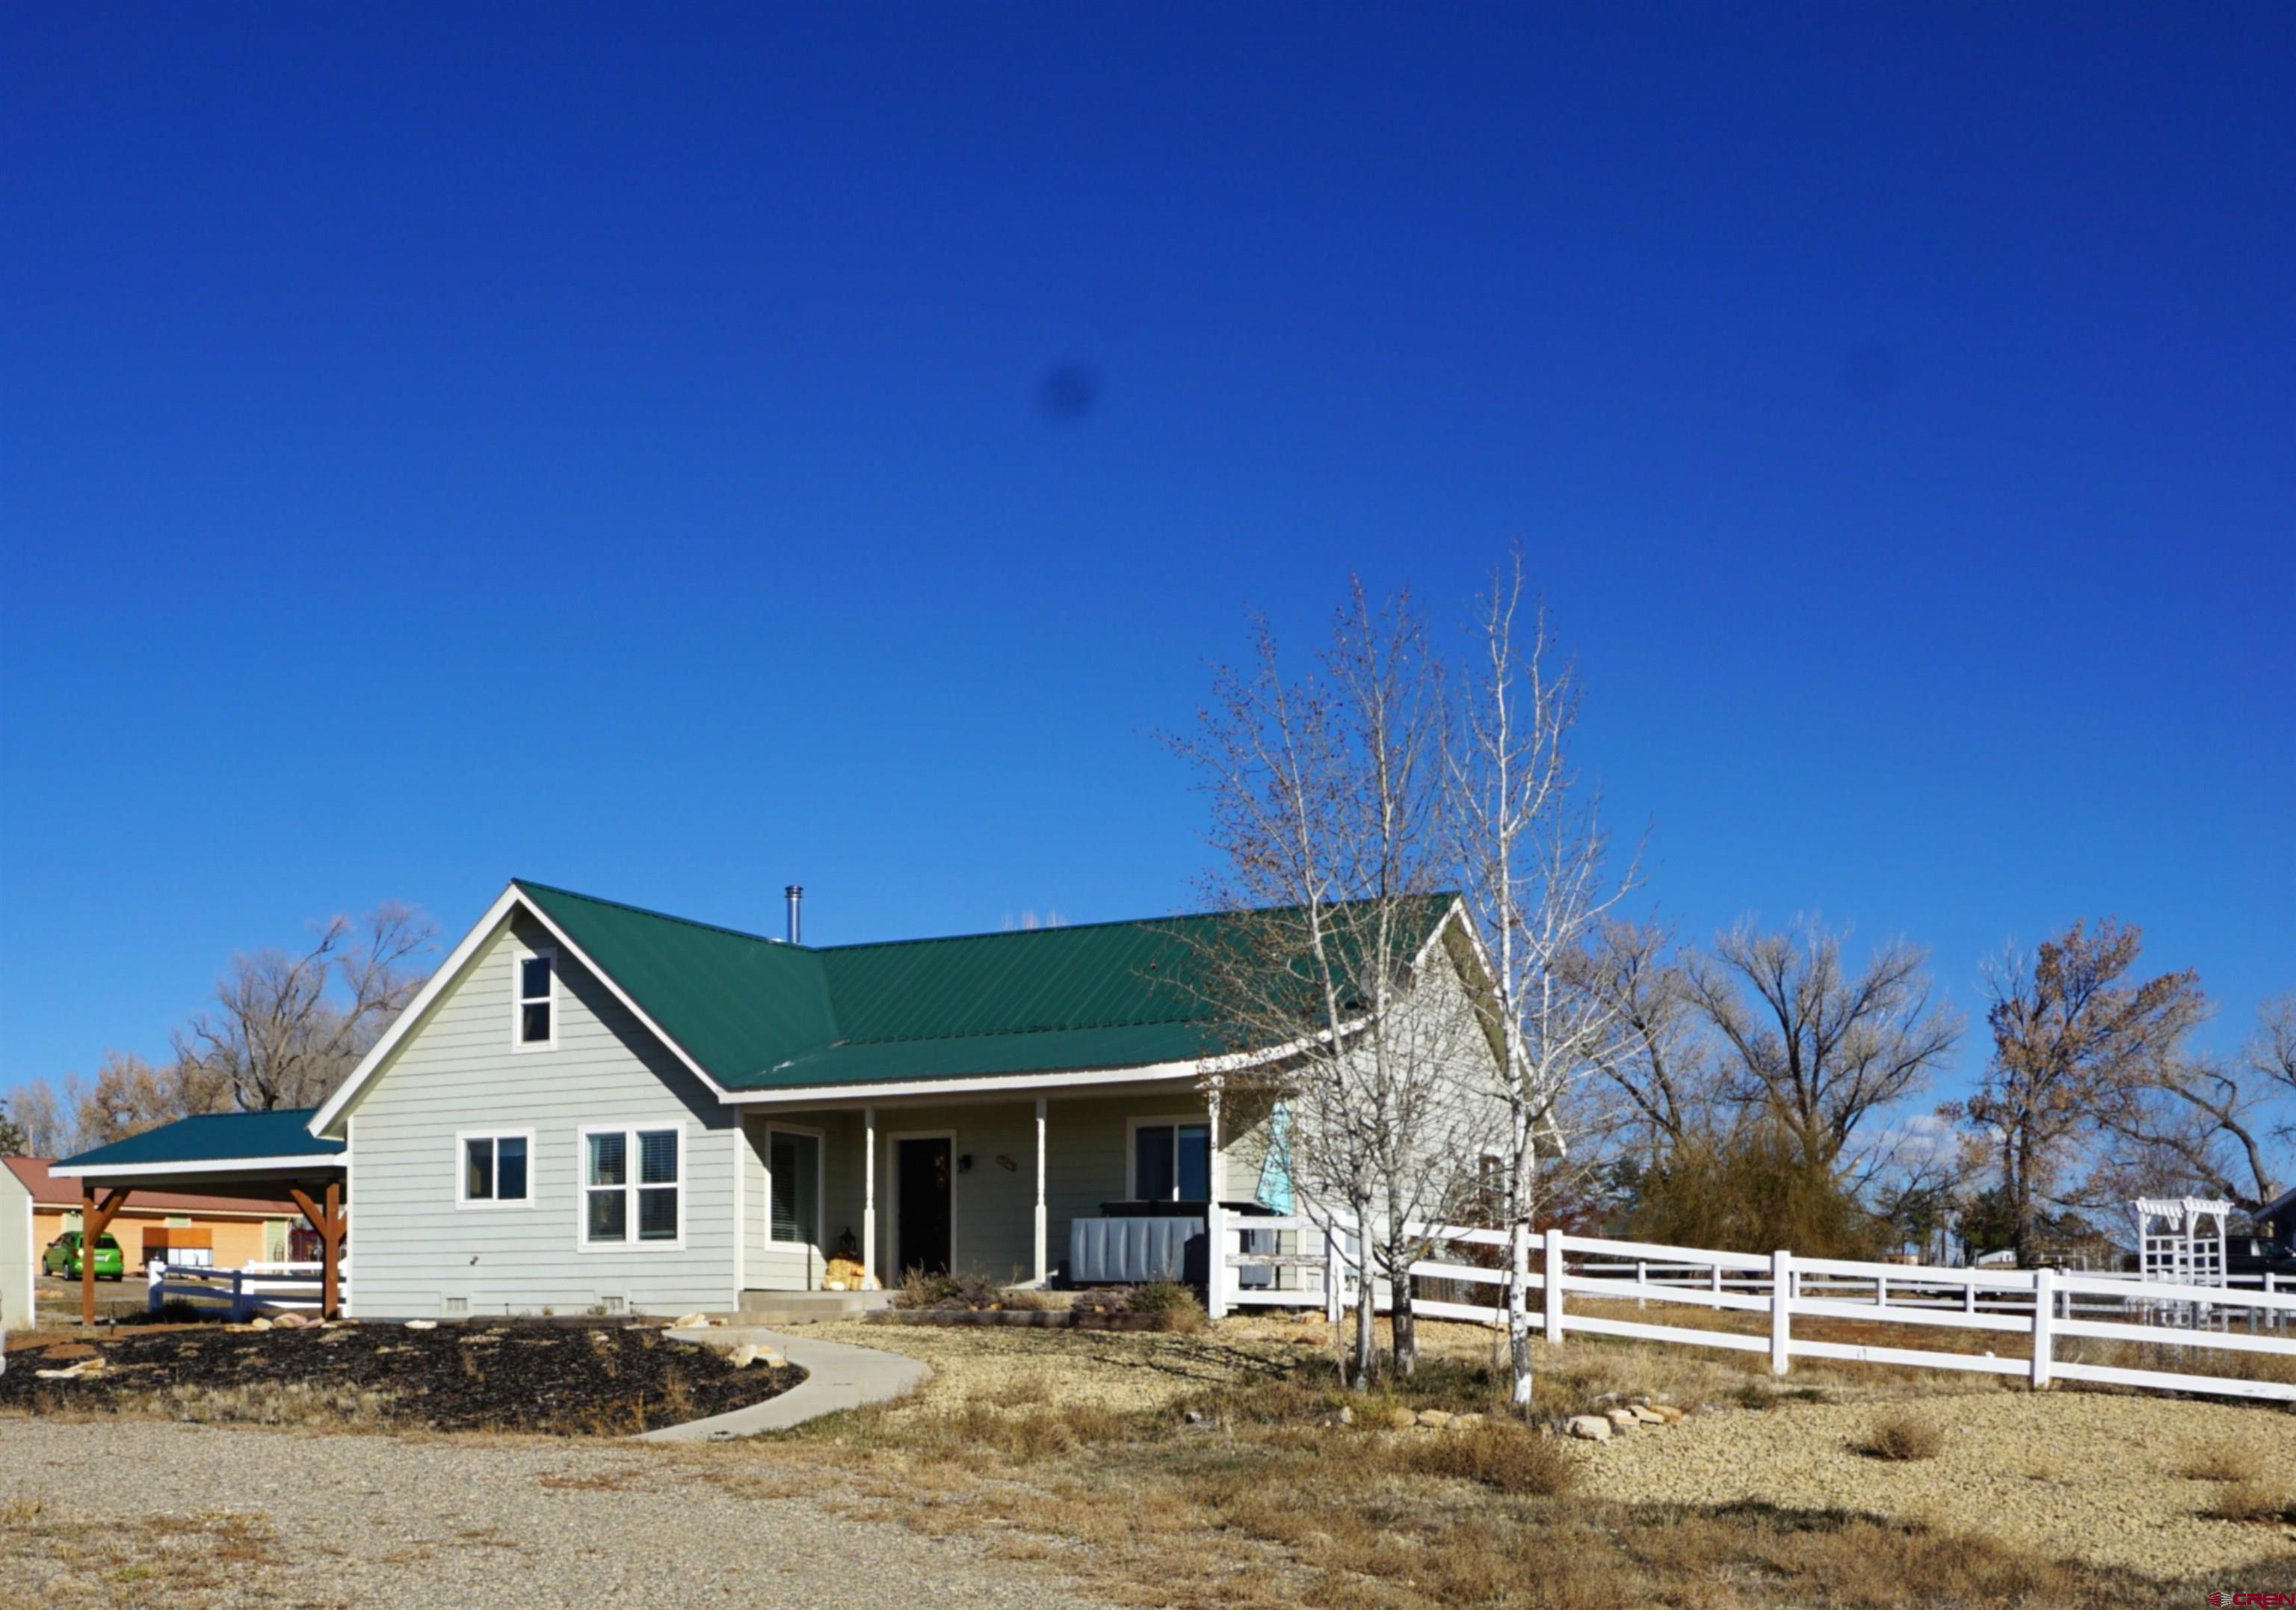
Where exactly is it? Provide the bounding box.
[768,1128,821,1246]
[1133,1120,1210,1202]
[584,1125,681,1246]
[513,947,557,1049]
[460,1132,531,1206]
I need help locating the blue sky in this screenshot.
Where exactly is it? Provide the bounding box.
[3,5,2291,1108]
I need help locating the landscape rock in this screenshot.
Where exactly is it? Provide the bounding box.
[1317,1406,1355,1428]
[726,1342,784,1369]
[1416,1409,1454,1428]
[1567,1415,1614,1443]
[1451,1412,1487,1430]
[1386,1407,1418,1430]
[1629,1405,1666,1425]
[670,1313,714,1330]
[273,1312,312,1330]
[1650,1404,1687,1423]
[1603,1408,1639,1431]
[403,1319,438,1330]
[248,1318,273,1331]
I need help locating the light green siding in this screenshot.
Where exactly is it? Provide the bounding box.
[340,917,738,1318]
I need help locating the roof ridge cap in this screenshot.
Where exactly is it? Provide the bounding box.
[514,879,800,950]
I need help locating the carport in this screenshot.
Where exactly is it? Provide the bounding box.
[49,1109,348,1326]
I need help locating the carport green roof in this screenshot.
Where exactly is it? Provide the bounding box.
[516,880,1460,1091]
[56,1107,345,1172]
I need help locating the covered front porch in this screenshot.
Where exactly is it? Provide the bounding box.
[735,1077,1281,1309]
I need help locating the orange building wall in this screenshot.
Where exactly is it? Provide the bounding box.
[33,1206,289,1272]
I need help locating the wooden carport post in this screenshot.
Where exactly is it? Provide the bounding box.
[78,1184,131,1328]
[287,1180,345,1319]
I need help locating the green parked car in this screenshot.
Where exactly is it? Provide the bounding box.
[42,1231,125,1280]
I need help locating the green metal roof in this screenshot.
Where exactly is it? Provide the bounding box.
[56,1108,345,1172]
[515,880,1458,1092]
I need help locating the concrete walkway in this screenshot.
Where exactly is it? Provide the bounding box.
[641,1324,929,1442]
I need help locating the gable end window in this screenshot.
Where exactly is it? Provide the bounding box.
[581,1124,682,1250]
[459,1132,533,1207]
[513,946,558,1050]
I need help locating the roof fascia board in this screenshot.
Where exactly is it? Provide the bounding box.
[718,1027,1352,1108]
[309,882,737,1140]
[49,1154,349,1180]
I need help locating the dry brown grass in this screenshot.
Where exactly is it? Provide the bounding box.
[2181,1440,2264,1483]
[1859,1409,1945,1462]
[732,1318,2241,1609]
[2208,1478,2296,1523]
[0,1499,284,1610]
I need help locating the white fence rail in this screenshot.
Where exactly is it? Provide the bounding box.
[147,1261,329,1322]
[1212,1216,2296,1405]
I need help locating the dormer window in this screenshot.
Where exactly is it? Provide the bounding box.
[513,946,557,1050]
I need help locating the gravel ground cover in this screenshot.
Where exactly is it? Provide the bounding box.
[765,1313,2296,1603]
[0,1418,1110,1610]
[0,1320,801,1434]
[1571,1385,2296,1576]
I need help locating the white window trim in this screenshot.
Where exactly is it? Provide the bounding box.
[576,1121,687,1253]
[1126,1113,1212,1201]
[454,1128,537,1209]
[884,1128,957,1277]
[763,1121,827,1250]
[510,943,559,1053]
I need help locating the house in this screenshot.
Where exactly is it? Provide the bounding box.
[52,879,1496,1321]
[1,1156,300,1327]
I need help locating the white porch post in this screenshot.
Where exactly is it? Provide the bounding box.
[1206,1082,1227,1320]
[1032,1097,1049,1287]
[862,1105,877,1292]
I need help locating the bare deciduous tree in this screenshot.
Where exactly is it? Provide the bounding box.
[1571,918,1716,1159]
[1174,584,1491,1386]
[1449,557,1634,1411]
[2091,990,2292,1212]
[71,1050,232,1148]
[173,904,436,1111]
[1950,920,2206,1265]
[5,1075,83,1157]
[1685,920,1962,1190]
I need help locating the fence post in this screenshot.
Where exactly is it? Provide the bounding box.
[1542,1227,1565,1347]
[146,1262,164,1316]
[1324,1223,1342,1326]
[1635,1259,1647,1310]
[1770,1250,1793,1376]
[2030,1268,2055,1390]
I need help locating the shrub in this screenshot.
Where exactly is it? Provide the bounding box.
[891,1270,1049,1312]
[2182,1443,2261,1484]
[1396,1424,1576,1496]
[1127,1281,1207,1333]
[1860,1411,1944,1462]
[2209,1478,2295,1523]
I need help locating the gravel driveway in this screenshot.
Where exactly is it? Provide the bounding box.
[0,1419,1110,1610]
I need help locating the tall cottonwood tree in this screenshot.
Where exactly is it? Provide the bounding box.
[1175,584,1490,1385]
[1449,556,1634,1412]
[2093,991,2290,1212]
[1685,920,1962,1191]
[1952,920,2206,1265]
[173,904,436,1111]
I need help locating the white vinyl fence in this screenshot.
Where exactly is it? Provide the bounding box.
[147,1261,329,1322]
[1214,1217,2296,1405]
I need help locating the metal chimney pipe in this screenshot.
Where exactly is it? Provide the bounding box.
[785,885,803,946]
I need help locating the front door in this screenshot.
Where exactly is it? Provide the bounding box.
[895,1136,953,1277]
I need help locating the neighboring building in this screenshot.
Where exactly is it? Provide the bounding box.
[1,1156,300,1325]
[53,879,1501,1320]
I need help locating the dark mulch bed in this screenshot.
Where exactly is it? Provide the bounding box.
[0,1321,803,1435]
